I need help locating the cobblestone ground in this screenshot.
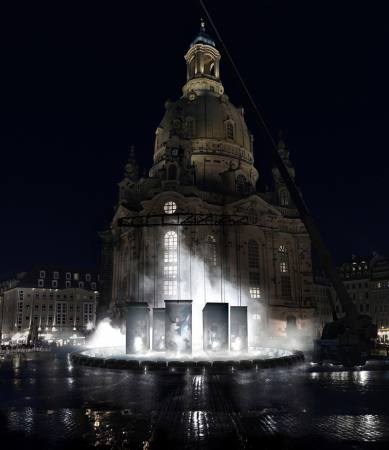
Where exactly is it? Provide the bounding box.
[1,352,389,449]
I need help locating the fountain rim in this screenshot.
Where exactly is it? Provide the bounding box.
[70,347,305,371]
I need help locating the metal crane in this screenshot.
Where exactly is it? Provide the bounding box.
[199,0,377,366]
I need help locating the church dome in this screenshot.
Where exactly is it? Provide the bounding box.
[156,93,252,157]
[150,21,258,196]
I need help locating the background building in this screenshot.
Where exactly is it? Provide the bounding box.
[0,266,99,343]
[311,254,389,343]
[333,254,389,342]
[100,22,316,346]
[312,270,334,337]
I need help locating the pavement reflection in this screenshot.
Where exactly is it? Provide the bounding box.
[1,352,389,449]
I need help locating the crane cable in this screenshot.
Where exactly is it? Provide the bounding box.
[199,0,357,318]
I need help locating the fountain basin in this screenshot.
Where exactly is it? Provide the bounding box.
[70,347,304,371]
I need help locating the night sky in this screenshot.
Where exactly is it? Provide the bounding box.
[1,1,388,279]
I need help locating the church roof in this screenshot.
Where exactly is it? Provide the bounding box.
[190,19,216,48]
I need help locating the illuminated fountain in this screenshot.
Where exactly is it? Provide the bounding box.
[71,300,304,371]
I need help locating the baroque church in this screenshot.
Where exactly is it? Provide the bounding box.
[100,21,316,346]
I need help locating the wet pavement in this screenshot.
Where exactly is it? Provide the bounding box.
[1,351,389,449]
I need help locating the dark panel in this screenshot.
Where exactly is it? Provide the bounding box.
[152,308,165,351]
[230,306,248,352]
[165,300,192,354]
[125,302,150,354]
[203,302,229,353]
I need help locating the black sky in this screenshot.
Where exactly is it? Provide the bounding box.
[1,0,388,279]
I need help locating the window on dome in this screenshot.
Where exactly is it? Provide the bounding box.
[279,189,289,207]
[164,201,177,215]
[203,54,216,77]
[226,122,234,140]
[167,165,177,180]
[236,174,246,194]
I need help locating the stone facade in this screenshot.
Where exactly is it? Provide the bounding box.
[0,266,99,342]
[311,254,389,342]
[333,255,389,333]
[102,22,316,345]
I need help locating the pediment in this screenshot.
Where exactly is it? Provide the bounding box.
[228,194,282,217]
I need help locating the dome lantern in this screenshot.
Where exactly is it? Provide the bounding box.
[183,20,222,96]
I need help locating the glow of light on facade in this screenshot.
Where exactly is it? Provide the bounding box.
[231,336,242,351]
[133,336,143,352]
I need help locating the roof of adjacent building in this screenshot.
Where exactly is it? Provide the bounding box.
[1,265,99,291]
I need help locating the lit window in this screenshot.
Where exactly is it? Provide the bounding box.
[249,272,261,299]
[53,271,59,279]
[74,273,79,281]
[279,245,289,273]
[164,201,177,215]
[83,303,94,325]
[163,231,178,297]
[280,262,288,273]
[55,302,68,326]
[250,287,261,299]
[252,313,261,320]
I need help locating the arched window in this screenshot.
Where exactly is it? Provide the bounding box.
[167,165,177,180]
[248,240,259,269]
[206,235,217,267]
[236,174,246,194]
[279,245,291,298]
[203,54,216,77]
[189,57,196,78]
[279,189,289,207]
[279,245,289,273]
[248,240,261,299]
[163,231,178,297]
[226,122,234,140]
